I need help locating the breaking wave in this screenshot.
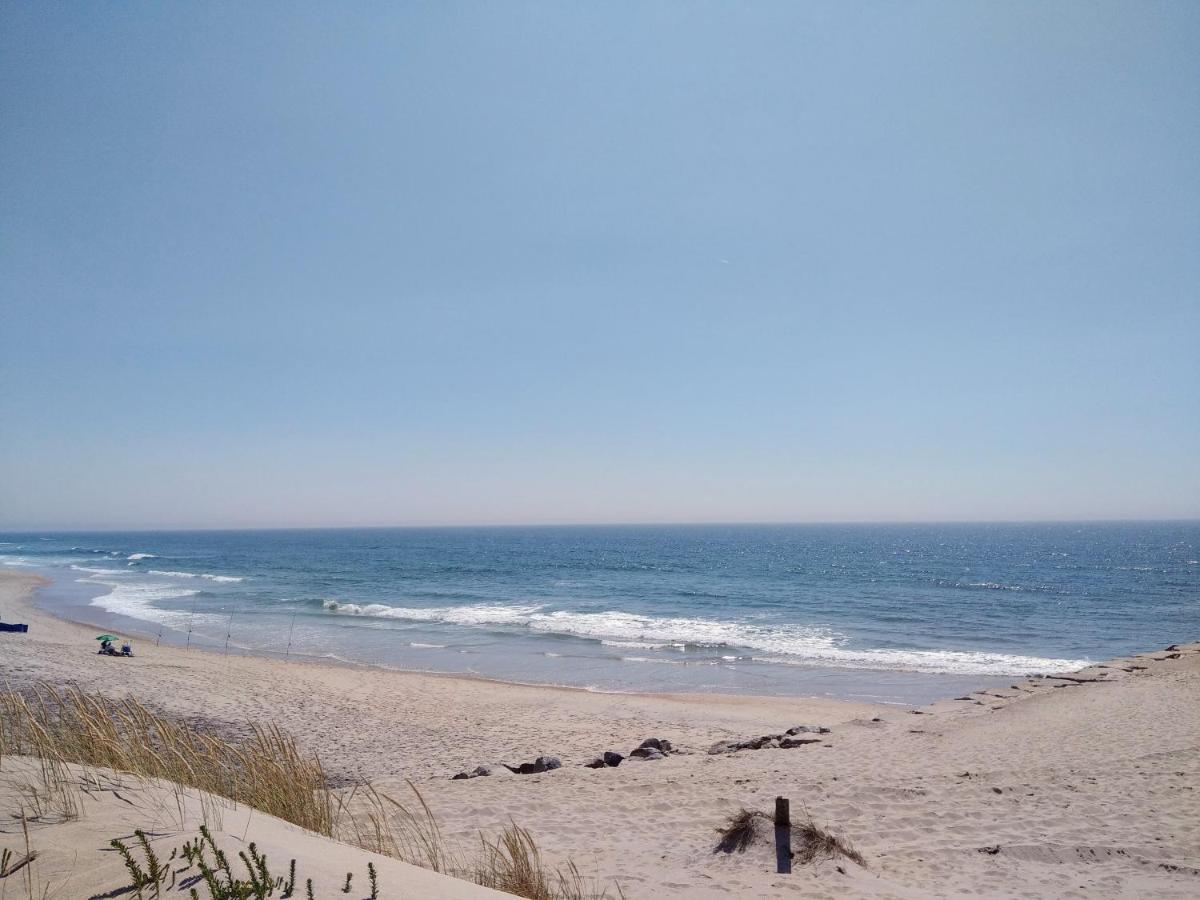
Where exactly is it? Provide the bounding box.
[66,566,220,629]
[319,600,1088,676]
[70,565,127,575]
[147,569,244,583]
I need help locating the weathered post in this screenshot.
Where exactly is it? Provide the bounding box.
[775,796,792,874]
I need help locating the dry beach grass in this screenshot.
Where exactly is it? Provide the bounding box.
[0,678,615,899]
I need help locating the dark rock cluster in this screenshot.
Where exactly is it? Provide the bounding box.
[584,750,626,769]
[454,737,679,779]
[707,724,830,755]
[451,755,562,780]
[585,736,676,768]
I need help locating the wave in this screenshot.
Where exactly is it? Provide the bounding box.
[601,639,679,650]
[322,599,542,625]
[748,644,1087,676]
[319,600,1088,676]
[619,655,720,666]
[147,569,244,583]
[69,568,220,628]
[127,553,158,560]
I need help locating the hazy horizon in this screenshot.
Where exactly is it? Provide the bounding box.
[2,516,1198,535]
[3,2,1198,531]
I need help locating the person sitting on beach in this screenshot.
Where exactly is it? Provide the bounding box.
[99,639,112,654]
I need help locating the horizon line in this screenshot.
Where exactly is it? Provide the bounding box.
[1,516,1198,535]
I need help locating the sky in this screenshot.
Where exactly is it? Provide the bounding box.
[1,1,1197,530]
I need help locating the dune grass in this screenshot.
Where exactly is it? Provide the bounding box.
[794,818,866,867]
[1,682,619,899]
[714,808,769,854]
[336,780,620,899]
[0,683,332,835]
[714,806,865,868]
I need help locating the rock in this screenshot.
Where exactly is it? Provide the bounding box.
[709,728,826,754]
[504,755,563,775]
[603,751,624,767]
[453,764,510,779]
[660,739,673,753]
[473,765,510,777]
[780,736,821,749]
[637,738,663,752]
[707,740,741,755]
[629,747,665,760]
[584,757,607,769]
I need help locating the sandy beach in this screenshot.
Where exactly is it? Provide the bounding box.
[2,569,1198,898]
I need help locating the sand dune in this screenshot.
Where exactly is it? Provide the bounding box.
[2,570,1197,898]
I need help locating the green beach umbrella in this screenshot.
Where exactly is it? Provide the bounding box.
[95,634,119,641]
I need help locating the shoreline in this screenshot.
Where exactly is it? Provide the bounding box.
[12,563,1054,706]
[8,567,891,709]
[0,570,894,769]
[3,568,1199,898]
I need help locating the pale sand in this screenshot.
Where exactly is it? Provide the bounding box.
[0,757,510,900]
[2,570,1198,898]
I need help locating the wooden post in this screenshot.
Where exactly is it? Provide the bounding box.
[774,796,792,874]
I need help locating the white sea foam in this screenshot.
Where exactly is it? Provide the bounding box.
[319,600,1088,676]
[408,642,447,649]
[147,569,244,583]
[322,599,542,625]
[619,655,725,667]
[0,555,36,567]
[127,553,158,560]
[71,569,220,628]
[748,646,1086,677]
[70,565,129,575]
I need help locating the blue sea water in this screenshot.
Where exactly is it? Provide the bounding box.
[2,522,1197,704]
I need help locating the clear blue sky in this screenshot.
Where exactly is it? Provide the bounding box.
[2,1,1197,530]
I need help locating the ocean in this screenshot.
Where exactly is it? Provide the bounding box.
[2,522,1196,704]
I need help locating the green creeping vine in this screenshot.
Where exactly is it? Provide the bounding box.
[105,824,382,899]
